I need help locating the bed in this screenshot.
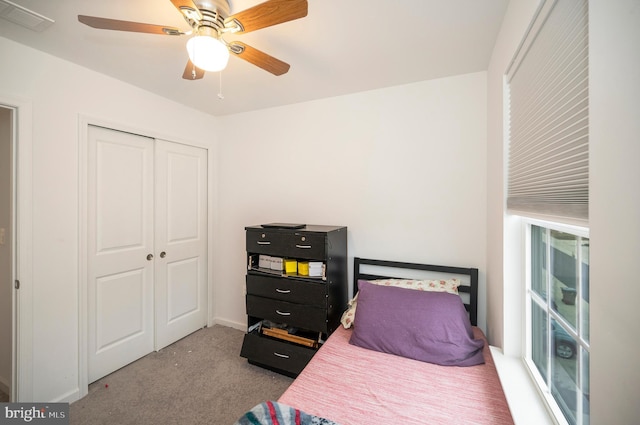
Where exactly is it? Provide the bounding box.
[235,257,514,425]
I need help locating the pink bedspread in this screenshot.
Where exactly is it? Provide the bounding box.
[279,326,514,425]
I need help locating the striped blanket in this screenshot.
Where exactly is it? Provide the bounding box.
[234,401,339,425]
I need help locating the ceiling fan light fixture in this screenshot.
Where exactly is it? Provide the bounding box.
[186,28,229,72]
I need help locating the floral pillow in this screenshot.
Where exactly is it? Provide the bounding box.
[340,278,460,329]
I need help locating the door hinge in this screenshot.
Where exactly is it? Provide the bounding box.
[15,280,20,289]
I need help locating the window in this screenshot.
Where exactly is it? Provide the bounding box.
[526,220,589,425]
[505,1,590,423]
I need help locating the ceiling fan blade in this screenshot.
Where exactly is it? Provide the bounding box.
[225,0,308,34]
[78,15,184,35]
[182,59,205,80]
[170,0,202,21]
[229,41,290,76]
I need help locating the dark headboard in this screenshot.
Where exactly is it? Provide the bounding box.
[353,257,479,326]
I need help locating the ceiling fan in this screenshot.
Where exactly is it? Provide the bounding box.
[77,0,308,79]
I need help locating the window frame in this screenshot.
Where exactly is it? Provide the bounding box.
[522,217,590,425]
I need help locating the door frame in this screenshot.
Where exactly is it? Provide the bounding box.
[78,116,214,398]
[0,95,34,402]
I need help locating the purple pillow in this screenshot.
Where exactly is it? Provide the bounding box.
[349,280,485,366]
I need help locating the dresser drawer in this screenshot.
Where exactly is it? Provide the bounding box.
[246,295,327,332]
[246,230,290,256]
[289,232,326,260]
[240,332,315,376]
[246,274,327,308]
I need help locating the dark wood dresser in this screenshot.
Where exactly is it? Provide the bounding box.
[240,224,347,377]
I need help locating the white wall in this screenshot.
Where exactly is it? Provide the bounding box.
[487,0,640,422]
[589,1,640,423]
[0,36,219,403]
[215,72,488,331]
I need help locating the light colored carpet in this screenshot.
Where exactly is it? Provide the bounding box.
[70,325,293,425]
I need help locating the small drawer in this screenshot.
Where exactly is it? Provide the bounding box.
[246,230,290,256]
[290,232,326,260]
[246,274,327,307]
[240,332,315,376]
[246,295,327,332]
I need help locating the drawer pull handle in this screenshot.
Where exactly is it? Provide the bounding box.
[273,352,290,359]
[276,289,291,294]
[295,244,311,249]
[276,310,291,316]
[257,241,271,245]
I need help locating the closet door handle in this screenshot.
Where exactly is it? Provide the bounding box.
[276,310,291,316]
[160,251,166,258]
[146,254,153,261]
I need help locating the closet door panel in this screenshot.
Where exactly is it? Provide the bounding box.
[88,125,155,383]
[154,139,208,350]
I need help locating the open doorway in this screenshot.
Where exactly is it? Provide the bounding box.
[0,105,13,401]
[0,97,33,402]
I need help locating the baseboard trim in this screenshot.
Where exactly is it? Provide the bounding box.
[52,387,80,404]
[212,317,246,332]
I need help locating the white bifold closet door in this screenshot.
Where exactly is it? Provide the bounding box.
[87,125,207,383]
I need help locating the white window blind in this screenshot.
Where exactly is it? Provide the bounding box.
[507,0,588,221]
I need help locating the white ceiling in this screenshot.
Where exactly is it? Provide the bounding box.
[0,0,509,116]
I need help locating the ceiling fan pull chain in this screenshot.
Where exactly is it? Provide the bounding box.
[217,71,224,100]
